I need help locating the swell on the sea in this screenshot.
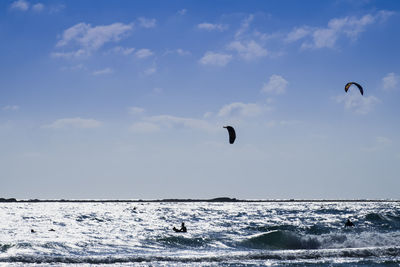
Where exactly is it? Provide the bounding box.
[0,246,399,264]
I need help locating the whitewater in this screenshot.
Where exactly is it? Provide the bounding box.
[0,201,399,266]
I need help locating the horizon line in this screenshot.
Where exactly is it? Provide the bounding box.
[1,197,399,203]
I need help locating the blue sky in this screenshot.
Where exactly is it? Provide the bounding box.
[1,0,400,199]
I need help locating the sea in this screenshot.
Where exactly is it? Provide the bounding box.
[0,200,400,266]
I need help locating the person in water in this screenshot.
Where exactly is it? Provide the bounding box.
[345,218,354,227]
[173,222,187,232]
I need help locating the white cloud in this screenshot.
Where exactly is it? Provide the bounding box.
[199,52,232,66]
[55,22,133,56]
[111,46,135,55]
[2,105,20,111]
[92,68,113,75]
[261,74,288,95]
[203,112,213,118]
[10,0,29,11]
[178,9,187,15]
[198,23,228,31]
[377,10,396,21]
[128,107,145,115]
[285,27,312,42]
[137,17,156,28]
[227,40,268,60]
[49,4,65,14]
[335,91,380,114]
[287,11,393,49]
[44,117,102,129]
[254,31,281,41]
[218,102,264,117]
[130,122,160,133]
[32,3,44,12]
[382,72,399,91]
[51,49,87,59]
[164,49,191,56]
[135,48,154,58]
[235,14,254,39]
[176,49,190,56]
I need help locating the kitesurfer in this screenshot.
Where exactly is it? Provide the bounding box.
[173,222,187,232]
[345,219,354,227]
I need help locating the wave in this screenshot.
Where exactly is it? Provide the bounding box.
[76,213,107,223]
[365,212,400,228]
[0,244,13,252]
[1,247,399,264]
[246,224,331,235]
[240,230,320,250]
[156,235,211,248]
[245,224,299,233]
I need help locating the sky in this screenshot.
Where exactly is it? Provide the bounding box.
[1,0,400,199]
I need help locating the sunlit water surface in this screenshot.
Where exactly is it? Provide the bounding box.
[1,201,400,266]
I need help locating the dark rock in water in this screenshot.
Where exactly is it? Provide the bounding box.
[0,198,17,202]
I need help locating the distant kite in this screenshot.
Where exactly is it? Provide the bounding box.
[345,82,363,95]
[223,126,236,144]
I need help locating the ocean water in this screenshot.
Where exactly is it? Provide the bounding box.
[0,201,400,266]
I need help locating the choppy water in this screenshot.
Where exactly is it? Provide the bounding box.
[0,201,400,266]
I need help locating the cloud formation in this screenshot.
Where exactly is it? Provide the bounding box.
[198,23,228,31]
[227,40,268,60]
[44,117,102,129]
[382,72,399,91]
[32,3,44,12]
[286,11,394,49]
[177,9,187,15]
[92,68,113,75]
[10,0,29,11]
[2,105,20,111]
[55,22,133,58]
[335,92,380,114]
[199,52,232,66]
[261,75,288,94]
[51,49,86,59]
[111,46,135,55]
[137,17,157,28]
[235,14,254,39]
[218,102,264,117]
[135,48,154,58]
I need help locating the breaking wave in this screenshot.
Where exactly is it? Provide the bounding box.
[1,247,400,264]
